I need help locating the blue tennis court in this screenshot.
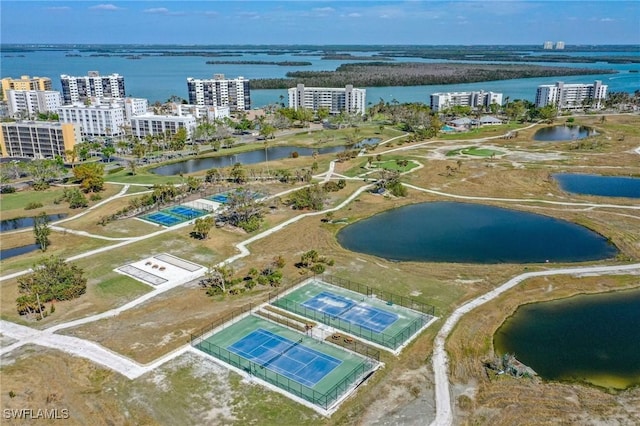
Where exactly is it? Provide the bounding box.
[165,205,206,219]
[207,193,229,203]
[302,291,398,333]
[142,212,183,226]
[228,328,342,387]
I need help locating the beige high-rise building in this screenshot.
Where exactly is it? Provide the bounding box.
[1,75,52,100]
[0,121,80,160]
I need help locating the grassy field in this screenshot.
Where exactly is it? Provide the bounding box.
[446,146,505,157]
[1,114,639,425]
[0,184,122,220]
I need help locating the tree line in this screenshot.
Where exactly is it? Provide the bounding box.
[249,62,615,89]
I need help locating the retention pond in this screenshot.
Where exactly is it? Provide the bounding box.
[494,287,640,390]
[554,173,640,198]
[336,202,617,263]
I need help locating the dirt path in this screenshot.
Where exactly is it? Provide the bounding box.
[429,263,640,426]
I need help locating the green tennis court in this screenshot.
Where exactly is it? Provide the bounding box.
[194,315,376,410]
[272,279,432,350]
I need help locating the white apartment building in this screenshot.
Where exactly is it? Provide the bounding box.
[187,74,251,111]
[0,121,81,160]
[288,84,366,115]
[535,81,608,109]
[130,114,197,139]
[169,103,230,121]
[58,97,148,137]
[430,91,503,112]
[60,71,126,104]
[6,90,62,118]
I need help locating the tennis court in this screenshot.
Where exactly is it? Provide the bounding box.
[272,279,433,350]
[141,211,183,226]
[141,205,207,227]
[207,193,229,204]
[302,291,398,333]
[228,328,341,387]
[165,205,206,219]
[194,315,377,410]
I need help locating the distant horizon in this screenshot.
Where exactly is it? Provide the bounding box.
[2,43,640,47]
[2,1,638,45]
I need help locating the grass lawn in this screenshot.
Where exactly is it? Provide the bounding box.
[437,123,524,140]
[374,159,419,172]
[446,146,505,157]
[0,230,112,276]
[60,196,160,238]
[0,184,122,221]
[103,169,182,185]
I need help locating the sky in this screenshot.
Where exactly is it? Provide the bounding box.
[1,1,639,45]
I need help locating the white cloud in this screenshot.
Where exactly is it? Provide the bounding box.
[238,11,260,20]
[144,8,169,14]
[346,13,362,18]
[312,7,335,13]
[89,4,122,11]
[600,18,615,22]
[46,6,71,11]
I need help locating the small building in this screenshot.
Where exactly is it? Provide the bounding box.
[449,117,476,128]
[478,116,503,126]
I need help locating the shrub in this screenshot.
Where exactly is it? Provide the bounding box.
[107,166,124,175]
[290,151,299,158]
[0,186,16,194]
[25,202,43,210]
[90,193,102,201]
[310,263,326,274]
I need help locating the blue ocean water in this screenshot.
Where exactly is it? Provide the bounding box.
[2,47,638,106]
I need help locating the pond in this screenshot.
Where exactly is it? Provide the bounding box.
[0,243,41,260]
[533,125,597,141]
[0,213,68,232]
[493,287,640,390]
[554,173,640,198]
[151,138,380,176]
[336,202,617,263]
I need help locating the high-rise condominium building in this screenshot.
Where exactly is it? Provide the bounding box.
[543,41,554,50]
[287,84,366,115]
[6,90,62,118]
[430,91,503,112]
[58,97,148,137]
[0,121,81,160]
[1,76,52,100]
[555,41,565,50]
[535,81,608,109]
[130,114,197,139]
[186,74,251,111]
[60,71,126,104]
